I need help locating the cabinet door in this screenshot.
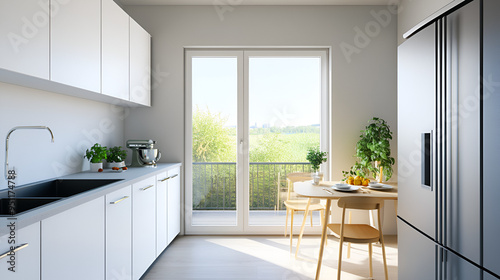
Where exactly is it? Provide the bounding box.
[397,22,436,240]
[50,0,101,92]
[102,0,129,100]
[0,222,40,280]
[446,0,481,264]
[398,218,436,280]
[167,167,181,244]
[129,18,151,106]
[41,197,105,280]
[483,0,500,276]
[106,186,132,280]
[132,176,156,280]
[0,0,49,79]
[156,171,169,256]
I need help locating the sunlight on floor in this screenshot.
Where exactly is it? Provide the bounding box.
[142,235,398,280]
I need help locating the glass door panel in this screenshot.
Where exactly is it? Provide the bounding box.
[246,55,322,227]
[191,56,239,227]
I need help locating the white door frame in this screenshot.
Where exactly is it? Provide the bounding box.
[185,48,330,234]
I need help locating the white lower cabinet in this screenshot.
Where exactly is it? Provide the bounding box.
[167,167,181,244]
[156,172,169,256]
[41,197,105,280]
[0,221,40,280]
[106,185,132,280]
[132,176,156,280]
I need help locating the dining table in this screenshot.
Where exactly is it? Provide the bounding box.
[293,180,398,280]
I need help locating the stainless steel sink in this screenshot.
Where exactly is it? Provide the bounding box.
[0,198,61,216]
[1,179,123,198]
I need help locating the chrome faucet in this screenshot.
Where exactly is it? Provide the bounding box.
[5,126,55,179]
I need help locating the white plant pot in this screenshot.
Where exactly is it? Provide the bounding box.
[106,161,126,169]
[90,162,103,172]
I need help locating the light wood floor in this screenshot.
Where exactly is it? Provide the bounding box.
[142,235,398,280]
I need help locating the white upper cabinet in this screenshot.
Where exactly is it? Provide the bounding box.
[130,18,151,106]
[102,0,130,100]
[50,0,101,92]
[0,0,49,79]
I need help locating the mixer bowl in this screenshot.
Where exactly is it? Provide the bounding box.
[137,148,161,165]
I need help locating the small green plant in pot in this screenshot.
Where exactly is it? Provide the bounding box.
[306,146,328,185]
[85,143,107,172]
[355,117,395,182]
[106,146,127,168]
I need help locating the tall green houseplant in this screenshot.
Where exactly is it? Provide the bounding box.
[356,117,395,182]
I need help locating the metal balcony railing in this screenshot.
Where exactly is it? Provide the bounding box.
[192,162,312,211]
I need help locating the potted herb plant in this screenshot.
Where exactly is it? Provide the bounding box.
[306,146,328,185]
[85,143,107,172]
[106,146,127,168]
[354,117,395,182]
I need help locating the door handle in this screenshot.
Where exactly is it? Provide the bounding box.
[140,185,154,191]
[421,131,433,189]
[0,243,29,259]
[159,177,170,182]
[110,196,129,204]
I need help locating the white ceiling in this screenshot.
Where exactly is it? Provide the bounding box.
[119,0,392,6]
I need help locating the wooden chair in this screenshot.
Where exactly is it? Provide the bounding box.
[327,197,388,280]
[284,172,326,252]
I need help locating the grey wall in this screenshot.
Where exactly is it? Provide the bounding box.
[124,4,398,180]
[0,82,125,186]
[124,5,398,233]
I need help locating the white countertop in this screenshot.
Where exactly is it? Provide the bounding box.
[0,163,182,235]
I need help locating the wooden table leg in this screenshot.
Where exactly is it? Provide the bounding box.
[315,199,331,280]
[295,198,311,258]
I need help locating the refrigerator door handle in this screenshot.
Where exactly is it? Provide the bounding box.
[421,130,433,189]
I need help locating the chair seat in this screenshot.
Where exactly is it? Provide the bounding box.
[284,200,325,211]
[327,223,380,243]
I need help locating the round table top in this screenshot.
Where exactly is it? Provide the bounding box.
[293,180,398,200]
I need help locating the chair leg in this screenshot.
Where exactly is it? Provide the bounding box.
[337,238,344,280]
[320,209,327,246]
[285,208,289,237]
[368,243,373,278]
[347,211,352,259]
[310,208,313,227]
[380,236,389,280]
[289,210,294,253]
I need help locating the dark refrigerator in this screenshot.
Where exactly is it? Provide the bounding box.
[398,0,500,279]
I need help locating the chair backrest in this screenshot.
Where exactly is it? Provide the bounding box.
[337,197,383,211]
[286,172,313,200]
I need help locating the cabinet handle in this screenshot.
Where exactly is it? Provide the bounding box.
[169,174,178,179]
[0,243,29,260]
[110,196,129,205]
[140,185,154,191]
[159,177,170,182]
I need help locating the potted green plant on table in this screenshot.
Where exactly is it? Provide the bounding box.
[85,143,107,172]
[106,146,127,169]
[306,146,328,185]
[354,117,395,183]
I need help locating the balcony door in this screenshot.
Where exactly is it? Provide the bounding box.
[185,49,329,234]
